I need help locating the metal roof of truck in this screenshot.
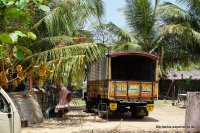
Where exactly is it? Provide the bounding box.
[106,51,159,59]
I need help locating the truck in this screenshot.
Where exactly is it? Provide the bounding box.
[0,88,21,133]
[84,51,159,118]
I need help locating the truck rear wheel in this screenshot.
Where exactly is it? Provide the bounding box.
[131,107,148,119]
[131,113,144,119]
[98,111,106,118]
[98,103,108,118]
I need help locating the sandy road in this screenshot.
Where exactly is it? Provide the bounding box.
[22,101,186,133]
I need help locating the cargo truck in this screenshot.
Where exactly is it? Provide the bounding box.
[84,51,159,119]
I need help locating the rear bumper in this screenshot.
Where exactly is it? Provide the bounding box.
[110,100,154,107]
[109,100,154,113]
[110,100,154,106]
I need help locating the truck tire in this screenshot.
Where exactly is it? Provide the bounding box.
[131,113,144,119]
[98,111,106,118]
[98,103,108,118]
[131,107,148,119]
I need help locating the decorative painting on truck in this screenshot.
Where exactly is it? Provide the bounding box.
[115,81,127,97]
[128,82,140,96]
[141,82,152,97]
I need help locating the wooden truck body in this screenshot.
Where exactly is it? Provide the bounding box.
[85,51,159,118]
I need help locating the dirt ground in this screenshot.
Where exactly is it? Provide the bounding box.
[22,101,186,133]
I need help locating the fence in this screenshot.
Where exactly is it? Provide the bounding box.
[30,89,59,113]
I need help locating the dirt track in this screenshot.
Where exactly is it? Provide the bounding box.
[22,101,186,133]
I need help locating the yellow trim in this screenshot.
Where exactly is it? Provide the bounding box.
[109,103,117,111]
[146,104,154,112]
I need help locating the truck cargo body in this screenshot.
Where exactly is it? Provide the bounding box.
[85,51,159,118]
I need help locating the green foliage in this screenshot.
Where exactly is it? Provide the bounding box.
[33,0,104,37]
[5,7,23,18]
[9,31,29,43]
[176,76,193,93]
[124,0,158,50]
[112,42,142,51]
[0,33,13,44]
[25,0,105,86]
[27,32,37,40]
[0,45,3,59]
[38,4,50,12]
[158,1,200,70]
[107,22,139,43]
[103,0,159,52]
[13,46,25,60]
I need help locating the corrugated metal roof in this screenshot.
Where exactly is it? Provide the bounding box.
[165,69,200,80]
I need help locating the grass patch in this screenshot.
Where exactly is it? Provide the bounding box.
[70,98,86,106]
[154,100,171,107]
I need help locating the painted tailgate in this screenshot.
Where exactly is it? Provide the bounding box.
[128,82,140,96]
[109,81,158,100]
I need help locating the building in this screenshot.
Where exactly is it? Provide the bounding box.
[159,69,200,99]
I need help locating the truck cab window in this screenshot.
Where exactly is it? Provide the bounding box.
[0,95,9,113]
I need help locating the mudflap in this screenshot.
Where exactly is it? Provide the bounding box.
[131,106,149,119]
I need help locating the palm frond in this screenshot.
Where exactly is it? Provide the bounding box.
[108,22,139,43]
[33,0,104,37]
[124,0,158,49]
[25,43,103,65]
[158,24,200,43]
[158,2,191,24]
[177,0,200,16]
[46,55,85,83]
[112,42,142,52]
[29,36,75,53]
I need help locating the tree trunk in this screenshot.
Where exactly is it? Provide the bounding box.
[160,46,164,71]
[185,92,200,132]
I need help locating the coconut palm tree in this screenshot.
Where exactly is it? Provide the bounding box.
[106,0,159,52]
[158,0,200,70]
[25,0,106,86]
[107,0,200,71]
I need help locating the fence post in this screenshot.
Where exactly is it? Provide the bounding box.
[185,92,200,132]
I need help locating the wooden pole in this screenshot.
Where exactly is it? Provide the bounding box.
[29,74,33,90]
[185,92,200,132]
[172,85,175,106]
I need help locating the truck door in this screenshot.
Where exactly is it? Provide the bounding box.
[0,93,13,133]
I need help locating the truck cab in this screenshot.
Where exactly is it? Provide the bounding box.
[0,88,21,133]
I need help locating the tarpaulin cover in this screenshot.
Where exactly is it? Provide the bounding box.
[55,87,71,112]
[8,91,44,124]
